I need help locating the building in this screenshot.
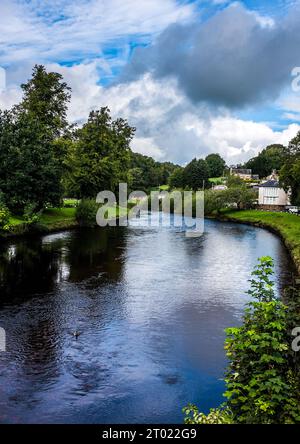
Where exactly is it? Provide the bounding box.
[230,168,252,180]
[258,180,290,211]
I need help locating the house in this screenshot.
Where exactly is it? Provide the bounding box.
[258,180,290,211]
[230,168,252,180]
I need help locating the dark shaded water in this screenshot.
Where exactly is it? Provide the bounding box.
[0,214,295,423]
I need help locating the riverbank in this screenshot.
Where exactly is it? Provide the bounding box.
[212,209,300,275]
[1,205,129,239]
[0,208,78,239]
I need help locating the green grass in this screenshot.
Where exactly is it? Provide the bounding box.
[63,198,79,207]
[159,185,170,191]
[220,209,300,273]
[209,177,225,185]
[40,207,76,224]
[8,215,25,226]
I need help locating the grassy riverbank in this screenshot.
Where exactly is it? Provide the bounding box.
[217,209,300,274]
[2,204,130,239]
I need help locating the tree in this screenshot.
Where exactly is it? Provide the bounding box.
[65,108,135,198]
[129,152,178,192]
[19,64,71,138]
[245,144,287,178]
[0,65,72,213]
[205,153,226,178]
[280,132,300,205]
[184,158,210,190]
[224,186,257,210]
[168,167,185,189]
[280,158,300,205]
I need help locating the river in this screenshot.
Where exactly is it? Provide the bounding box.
[0,213,294,423]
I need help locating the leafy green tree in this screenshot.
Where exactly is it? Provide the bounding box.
[226,174,244,188]
[129,152,178,192]
[0,65,71,212]
[205,153,226,178]
[65,108,135,198]
[280,132,300,205]
[224,186,257,210]
[0,111,65,212]
[184,158,210,190]
[168,167,185,189]
[245,144,287,178]
[19,64,71,137]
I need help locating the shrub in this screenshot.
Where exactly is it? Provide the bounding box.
[184,404,233,424]
[75,199,99,227]
[0,205,10,230]
[23,203,42,225]
[184,257,300,424]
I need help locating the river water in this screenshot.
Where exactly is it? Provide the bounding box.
[0,213,294,423]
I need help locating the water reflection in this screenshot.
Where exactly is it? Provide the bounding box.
[0,215,295,423]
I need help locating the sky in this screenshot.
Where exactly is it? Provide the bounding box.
[1,0,300,165]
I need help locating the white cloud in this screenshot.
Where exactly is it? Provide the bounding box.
[52,66,299,164]
[1,63,298,164]
[0,0,195,66]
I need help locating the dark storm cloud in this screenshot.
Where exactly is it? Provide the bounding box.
[121,3,300,108]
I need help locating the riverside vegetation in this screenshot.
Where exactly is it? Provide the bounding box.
[184,257,300,424]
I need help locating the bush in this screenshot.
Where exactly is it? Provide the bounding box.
[184,257,300,424]
[184,405,233,424]
[23,203,42,225]
[75,199,99,227]
[0,205,10,230]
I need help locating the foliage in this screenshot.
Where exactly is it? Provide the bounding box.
[184,158,210,190]
[19,64,71,137]
[23,203,42,225]
[226,174,244,188]
[75,199,100,227]
[280,157,300,206]
[64,108,135,198]
[129,152,178,192]
[204,189,227,215]
[184,257,300,424]
[205,153,226,178]
[0,65,71,213]
[223,186,257,210]
[224,257,300,424]
[168,167,185,189]
[184,404,233,424]
[245,144,287,178]
[0,205,10,230]
[204,186,257,215]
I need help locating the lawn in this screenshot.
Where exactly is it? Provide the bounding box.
[39,207,76,225]
[221,209,300,273]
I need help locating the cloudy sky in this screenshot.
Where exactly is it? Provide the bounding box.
[1,0,300,164]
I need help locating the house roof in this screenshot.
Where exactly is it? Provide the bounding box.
[231,168,252,175]
[259,180,279,188]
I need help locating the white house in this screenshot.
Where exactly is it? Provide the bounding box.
[258,180,290,210]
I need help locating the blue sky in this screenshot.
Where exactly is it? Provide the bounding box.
[0,0,300,164]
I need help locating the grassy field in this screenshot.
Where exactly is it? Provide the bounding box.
[220,209,300,274]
